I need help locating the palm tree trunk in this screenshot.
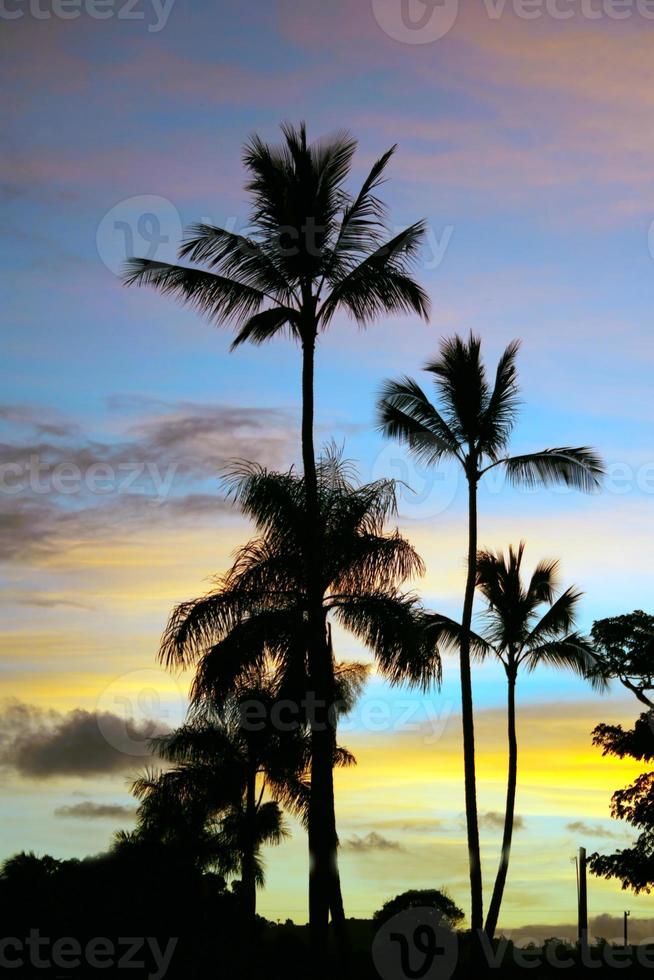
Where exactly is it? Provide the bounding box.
[301,329,347,971]
[460,472,483,935]
[485,670,518,941]
[241,768,258,930]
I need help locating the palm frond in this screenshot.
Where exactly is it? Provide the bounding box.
[158,588,246,669]
[230,307,301,348]
[334,592,441,690]
[422,613,492,660]
[319,222,430,327]
[478,339,521,457]
[524,586,583,646]
[377,376,464,464]
[324,145,396,277]
[493,447,604,491]
[191,608,305,704]
[522,633,607,691]
[122,259,266,327]
[179,223,296,300]
[526,557,559,606]
[425,333,488,445]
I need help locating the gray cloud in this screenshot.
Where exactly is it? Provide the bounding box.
[0,493,231,564]
[369,818,444,833]
[0,399,297,563]
[0,699,161,779]
[342,832,404,853]
[565,820,625,840]
[479,811,526,832]
[54,801,137,820]
[0,404,80,439]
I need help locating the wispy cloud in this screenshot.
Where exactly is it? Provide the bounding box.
[54,801,137,820]
[342,831,404,853]
[479,811,526,832]
[565,820,627,841]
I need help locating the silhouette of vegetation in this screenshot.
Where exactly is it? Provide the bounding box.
[588,611,654,708]
[373,888,464,928]
[154,448,438,970]
[0,846,245,978]
[445,543,603,939]
[377,334,604,934]
[589,610,654,894]
[123,121,428,964]
[131,689,300,931]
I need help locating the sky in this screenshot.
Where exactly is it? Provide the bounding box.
[2,0,654,937]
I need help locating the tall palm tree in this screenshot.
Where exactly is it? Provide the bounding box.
[469,543,604,939]
[377,334,603,934]
[123,122,429,953]
[157,451,438,958]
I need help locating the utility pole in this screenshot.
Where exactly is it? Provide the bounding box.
[624,910,631,948]
[577,847,588,954]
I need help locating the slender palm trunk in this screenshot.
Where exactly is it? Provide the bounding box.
[301,329,347,971]
[485,669,518,941]
[460,471,483,935]
[241,768,258,930]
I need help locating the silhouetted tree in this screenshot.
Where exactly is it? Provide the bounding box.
[588,611,654,708]
[373,888,464,928]
[589,611,654,894]
[377,334,603,934]
[588,727,654,893]
[450,543,602,939]
[130,681,314,931]
[124,121,429,963]
[156,450,437,965]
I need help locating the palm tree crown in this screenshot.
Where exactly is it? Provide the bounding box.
[123,122,429,347]
[472,542,600,680]
[378,333,603,489]
[159,449,440,697]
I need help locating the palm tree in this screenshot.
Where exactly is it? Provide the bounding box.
[377,334,604,934]
[131,683,306,930]
[157,451,439,957]
[123,122,429,953]
[470,543,604,939]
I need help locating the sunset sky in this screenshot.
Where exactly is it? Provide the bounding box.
[2,0,654,937]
